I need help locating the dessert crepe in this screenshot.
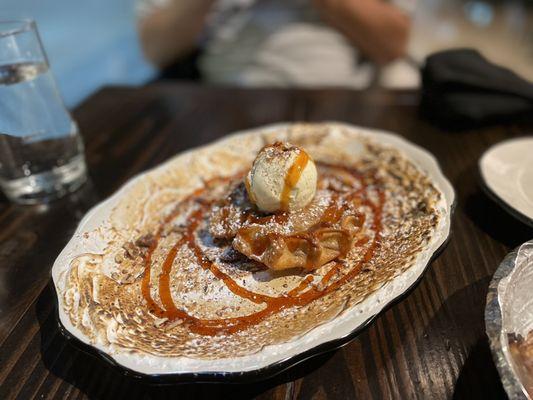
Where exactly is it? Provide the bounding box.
[57,123,444,359]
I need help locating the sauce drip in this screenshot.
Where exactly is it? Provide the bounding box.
[279,150,310,211]
[140,164,384,336]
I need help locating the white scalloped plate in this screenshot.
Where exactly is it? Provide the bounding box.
[480,137,533,228]
[52,123,455,380]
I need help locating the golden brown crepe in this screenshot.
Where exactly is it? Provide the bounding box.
[210,181,365,271]
[58,123,443,359]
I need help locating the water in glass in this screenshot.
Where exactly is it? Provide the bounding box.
[0,21,86,204]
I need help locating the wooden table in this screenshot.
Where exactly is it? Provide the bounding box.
[0,84,531,400]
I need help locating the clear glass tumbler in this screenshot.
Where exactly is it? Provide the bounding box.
[0,20,87,204]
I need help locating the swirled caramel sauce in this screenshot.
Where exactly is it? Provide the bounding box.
[61,128,444,359]
[279,149,310,211]
[141,162,384,336]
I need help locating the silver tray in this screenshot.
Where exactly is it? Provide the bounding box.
[486,240,533,399]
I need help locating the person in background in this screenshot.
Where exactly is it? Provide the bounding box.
[137,0,415,87]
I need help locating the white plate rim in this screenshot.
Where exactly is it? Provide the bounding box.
[479,137,533,228]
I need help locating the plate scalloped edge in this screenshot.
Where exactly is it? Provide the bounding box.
[52,122,455,377]
[479,137,533,228]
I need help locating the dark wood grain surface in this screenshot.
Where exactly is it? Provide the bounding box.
[0,83,531,400]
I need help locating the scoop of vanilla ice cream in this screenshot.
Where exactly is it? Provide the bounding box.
[246,142,317,212]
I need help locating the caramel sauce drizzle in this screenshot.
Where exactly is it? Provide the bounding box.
[288,275,314,296]
[140,164,384,336]
[279,150,310,211]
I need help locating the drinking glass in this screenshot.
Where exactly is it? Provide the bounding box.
[0,20,87,204]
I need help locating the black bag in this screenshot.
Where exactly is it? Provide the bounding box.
[420,49,533,129]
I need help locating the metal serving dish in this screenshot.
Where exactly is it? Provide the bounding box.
[486,240,533,399]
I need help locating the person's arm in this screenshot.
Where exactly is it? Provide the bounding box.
[313,0,411,65]
[137,0,215,69]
